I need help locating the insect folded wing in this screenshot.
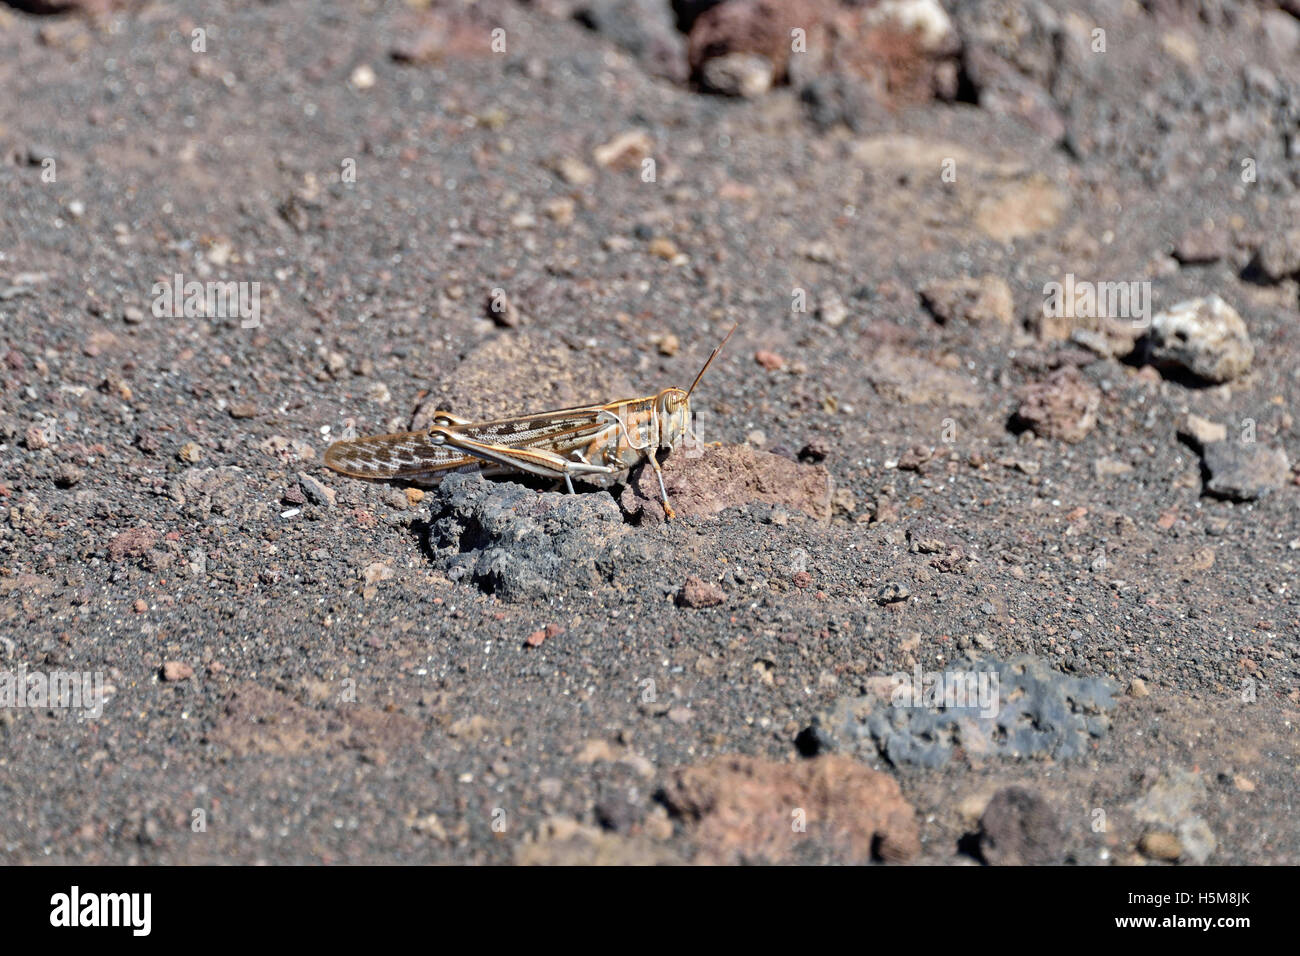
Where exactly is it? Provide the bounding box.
[432,425,620,480]
[323,431,476,479]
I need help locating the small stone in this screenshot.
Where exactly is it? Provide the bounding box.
[122,305,145,325]
[1200,442,1290,501]
[228,402,257,419]
[1127,678,1150,698]
[297,472,337,509]
[405,488,425,507]
[260,435,316,463]
[754,350,784,371]
[897,445,933,472]
[593,129,654,169]
[484,290,522,328]
[875,582,909,605]
[178,441,202,463]
[1014,366,1101,443]
[919,275,1014,326]
[817,290,849,328]
[677,576,726,608]
[542,197,575,224]
[1139,830,1182,862]
[109,527,159,562]
[1147,295,1254,384]
[648,237,678,260]
[551,155,594,186]
[1178,413,1227,448]
[161,661,193,681]
[699,52,774,98]
[361,562,395,585]
[1173,227,1228,265]
[801,240,837,265]
[133,599,148,614]
[831,488,856,515]
[1249,229,1300,282]
[657,333,680,357]
[978,787,1062,866]
[660,754,920,864]
[24,426,50,450]
[1093,457,1133,477]
[799,439,829,463]
[53,463,84,488]
[411,813,447,840]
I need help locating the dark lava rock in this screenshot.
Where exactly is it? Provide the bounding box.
[810,655,1118,768]
[977,786,1063,866]
[425,473,654,602]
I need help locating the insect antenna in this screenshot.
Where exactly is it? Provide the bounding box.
[685,322,738,399]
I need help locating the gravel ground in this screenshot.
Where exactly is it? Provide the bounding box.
[0,0,1297,865]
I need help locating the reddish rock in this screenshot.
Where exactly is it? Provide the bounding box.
[832,1,962,104]
[1014,366,1101,443]
[687,0,834,87]
[661,754,920,864]
[525,624,562,648]
[687,0,958,104]
[108,526,159,562]
[622,443,833,525]
[676,576,727,608]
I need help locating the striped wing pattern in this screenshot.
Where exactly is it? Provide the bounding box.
[324,431,477,479]
[324,404,621,481]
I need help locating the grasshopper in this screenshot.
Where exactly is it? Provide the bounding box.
[324,325,736,519]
